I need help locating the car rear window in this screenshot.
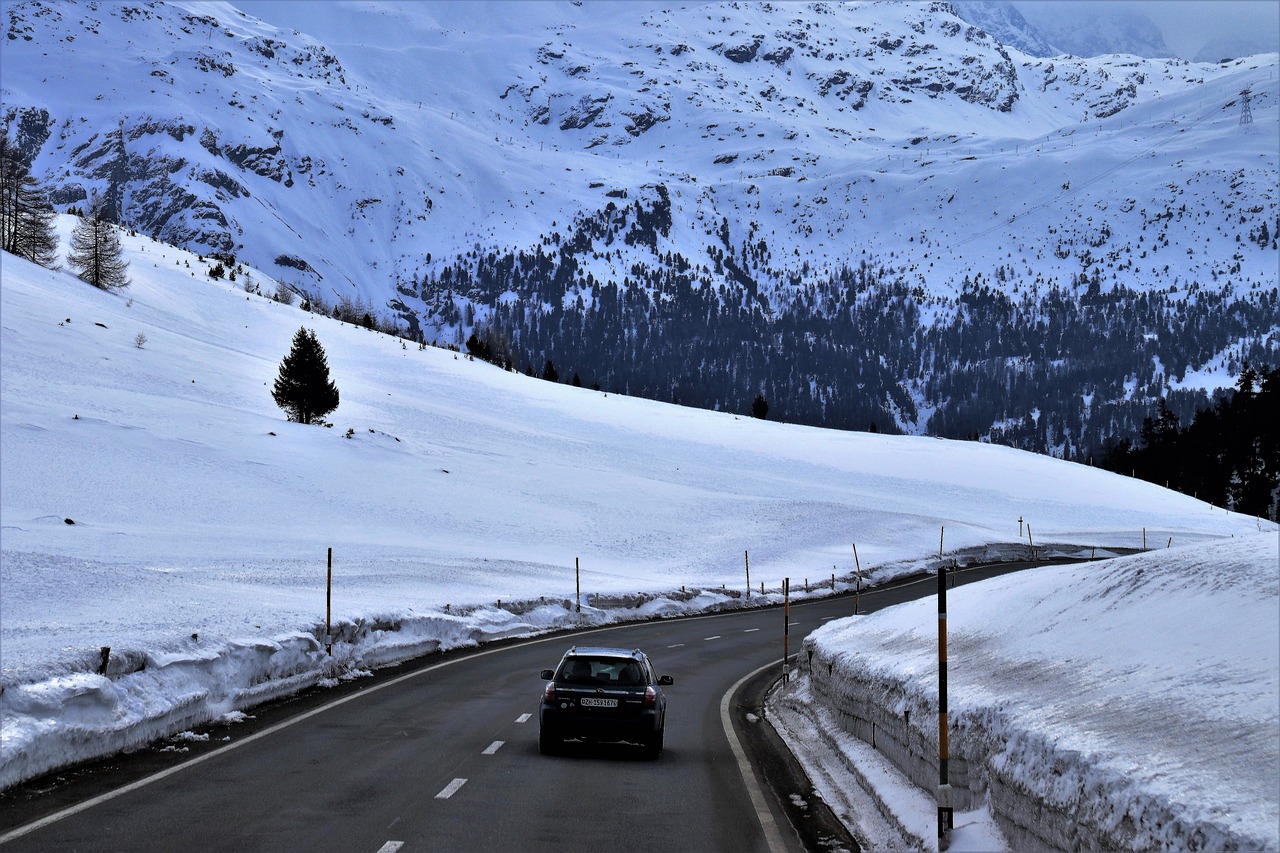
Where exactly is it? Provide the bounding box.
[557,657,643,685]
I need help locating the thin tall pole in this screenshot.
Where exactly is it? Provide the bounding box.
[744,550,751,597]
[575,557,581,613]
[783,578,791,684]
[938,568,953,845]
[326,547,333,656]
[852,543,862,614]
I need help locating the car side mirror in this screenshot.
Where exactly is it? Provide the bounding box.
[540,669,555,680]
[658,675,674,686]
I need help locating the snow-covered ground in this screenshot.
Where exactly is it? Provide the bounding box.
[771,534,1279,851]
[2,223,1275,845]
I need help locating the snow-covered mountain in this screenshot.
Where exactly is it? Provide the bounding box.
[952,1,1056,58]
[1015,2,1170,59]
[2,0,1277,453]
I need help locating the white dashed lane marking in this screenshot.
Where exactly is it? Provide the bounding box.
[704,635,722,641]
[668,643,685,648]
[516,713,531,723]
[435,778,467,800]
[743,628,760,633]
[376,843,404,853]
[482,741,504,755]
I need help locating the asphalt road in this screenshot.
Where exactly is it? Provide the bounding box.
[1,560,1045,852]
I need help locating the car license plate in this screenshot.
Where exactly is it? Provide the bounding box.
[579,697,618,708]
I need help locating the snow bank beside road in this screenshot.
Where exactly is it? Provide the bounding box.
[776,535,1280,852]
[0,587,765,791]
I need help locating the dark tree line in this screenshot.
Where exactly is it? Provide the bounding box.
[394,178,1278,474]
[0,130,58,267]
[1099,364,1279,520]
[418,235,1276,463]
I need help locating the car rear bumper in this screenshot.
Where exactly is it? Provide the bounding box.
[539,703,662,741]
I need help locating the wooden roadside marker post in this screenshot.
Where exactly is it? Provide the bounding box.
[576,557,581,613]
[744,550,751,597]
[937,566,953,847]
[326,547,333,655]
[852,544,862,614]
[939,526,945,559]
[783,578,791,684]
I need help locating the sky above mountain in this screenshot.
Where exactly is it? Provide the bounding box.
[1011,0,1280,61]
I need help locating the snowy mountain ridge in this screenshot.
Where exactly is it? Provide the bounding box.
[4,1,1273,303]
[2,0,1277,451]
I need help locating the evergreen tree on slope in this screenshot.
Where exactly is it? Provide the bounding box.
[67,195,129,290]
[272,327,341,425]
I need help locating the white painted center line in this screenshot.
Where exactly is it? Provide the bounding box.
[705,635,722,641]
[482,740,505,755]
[435,778,467,799]
[516,713,531,723]
[376,843,404,853]
[743,628,760,633]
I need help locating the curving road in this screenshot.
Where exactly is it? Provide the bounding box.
[1,561,1040,852]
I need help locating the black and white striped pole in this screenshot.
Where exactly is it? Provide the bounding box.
[938,567,953,847]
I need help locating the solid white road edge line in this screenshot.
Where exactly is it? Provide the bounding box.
[720,658,791,853]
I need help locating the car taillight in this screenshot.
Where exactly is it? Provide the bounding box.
[643,686,657,708]
[544,682,556,702]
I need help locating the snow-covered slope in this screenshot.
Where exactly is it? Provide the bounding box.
[1,220,1271,790]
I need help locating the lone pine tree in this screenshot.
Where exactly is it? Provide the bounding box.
[272,327,340,424]
[67,196,129,290]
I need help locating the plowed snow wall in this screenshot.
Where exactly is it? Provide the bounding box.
[799,638,1240,852]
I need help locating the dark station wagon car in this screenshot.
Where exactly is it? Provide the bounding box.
[538,646,674,758]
